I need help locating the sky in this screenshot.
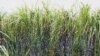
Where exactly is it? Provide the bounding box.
[0,0,100,13]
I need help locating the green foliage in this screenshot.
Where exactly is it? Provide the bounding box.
[0,5,100,56]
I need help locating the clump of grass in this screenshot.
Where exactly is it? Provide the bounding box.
[0,4,100,56]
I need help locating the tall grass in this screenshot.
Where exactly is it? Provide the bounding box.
[0,5,100,56]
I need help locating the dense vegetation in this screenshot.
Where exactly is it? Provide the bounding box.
[0,5,100,56]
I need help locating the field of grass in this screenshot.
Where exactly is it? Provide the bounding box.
[0,5,100,56]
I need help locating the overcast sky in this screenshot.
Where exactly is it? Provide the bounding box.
[0,0,100,13]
